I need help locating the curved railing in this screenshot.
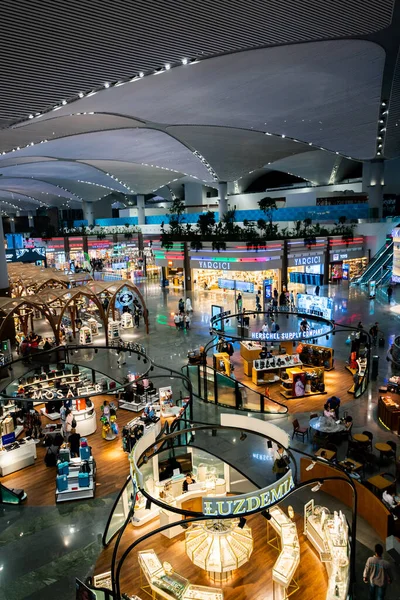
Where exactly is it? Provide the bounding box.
[182,363,288,414]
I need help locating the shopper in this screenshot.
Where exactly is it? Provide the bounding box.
[270,319,280,334]
[328,396,341,419]
[117,347,127,367]
[134,311,140,328]
[179,298,185,312]
[315,285,320,296]
[300,318,309,333]
[369,322,379,346]
[279,291,286,308]
[184,312,191,330]
[261,322,270,334]
[387,285,393,304]
[273,288,278,301]
[43,337,52,351]
[185,297,192,312]
[68,428,81,458]
[179,312,185,330]
[363,543,392,599]
[323,402,335,419]
[290,290,295,308]
[236,293,243,313]
[174,313,180,329]
[63,408,73,439]
[272,445,289,481]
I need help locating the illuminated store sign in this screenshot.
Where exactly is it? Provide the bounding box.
[202,469,294,516]
[294,256,321,266]
[252,329,325,341]
[32,383,103,401]
[199,261,231,270]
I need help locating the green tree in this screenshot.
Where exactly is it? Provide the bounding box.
[196,211,215,237]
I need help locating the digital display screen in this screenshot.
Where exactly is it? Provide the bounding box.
[297,294,333,320]
[218,278,254,293]
[211,305,224,332]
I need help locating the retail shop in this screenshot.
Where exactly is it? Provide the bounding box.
[287,239,326,287]
[67,236,85,268]
[190,243,283,293]
[329,237,367,282]
[45,238,67,270]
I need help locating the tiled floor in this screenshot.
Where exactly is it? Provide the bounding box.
[1,280,400,599]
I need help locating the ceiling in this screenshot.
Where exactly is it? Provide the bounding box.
[1,0,400,211]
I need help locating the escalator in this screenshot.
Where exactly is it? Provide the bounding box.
[352,239,393,286]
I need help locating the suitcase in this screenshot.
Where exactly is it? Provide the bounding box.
[57,461,69,476]
[80,446,91,460]
[78,472,90,487]
[80,437,88,447]
[59,448,71,463]
[379,337,385,348]
[72,365,80,375]
[56,474,68,492]
[75,398,85,411]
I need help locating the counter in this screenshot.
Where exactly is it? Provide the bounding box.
[378,394,400,434]
[72,404,97,436]
[0,438,37,476]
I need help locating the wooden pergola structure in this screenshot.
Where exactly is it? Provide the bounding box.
[1,267,149,344]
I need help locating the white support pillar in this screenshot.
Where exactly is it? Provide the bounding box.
[218,181,228,218]
[0,217,9,292]
[9,217,15,233]
[82,200,94,226]
[27,211,34,228]
[136,194,145,226]
[362,160,384,218]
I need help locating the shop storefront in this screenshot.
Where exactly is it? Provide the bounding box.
[153,241,185,287]
[87,237,114,261]
[287,239,326,287]
[45,238,67,270]
[329,237,367,282]
[68,236,85,269]
[190,243,283,293]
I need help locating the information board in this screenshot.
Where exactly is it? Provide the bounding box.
[218,278,254,293]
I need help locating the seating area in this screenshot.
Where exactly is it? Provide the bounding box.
[292,410,400,516]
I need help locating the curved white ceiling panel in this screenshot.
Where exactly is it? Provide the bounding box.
[0,114,145,153]
[4,129,213,181]
[22,41,384,159]
[80,160,186,194]
[0,160,130,193]
[167,126,312,180]
[271,150,353,184]
[0,178,81,202]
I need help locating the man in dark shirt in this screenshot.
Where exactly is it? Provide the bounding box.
[68,428,81,458]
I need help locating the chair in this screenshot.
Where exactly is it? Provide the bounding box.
[362,431,373,452]
[292,419,308,442]
[325,443,338,461]
[386,441,397,461]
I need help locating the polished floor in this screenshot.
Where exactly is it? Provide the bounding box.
[1,281,400,600]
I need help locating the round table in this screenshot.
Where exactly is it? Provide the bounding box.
[353,434,369,443]
[375,442,392,453]
[309,416,346,433]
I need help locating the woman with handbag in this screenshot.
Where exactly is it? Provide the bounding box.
[272,445,289,481]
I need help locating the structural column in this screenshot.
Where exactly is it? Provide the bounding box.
[0,216,10,295]
[82,200,94,227]
[281,240,288,290]
[183,242,192,292]
[218,182,228,218]
[27,211,34,228]
[9,217,15,234]
[362,160,384,219]
[136,195,145,226]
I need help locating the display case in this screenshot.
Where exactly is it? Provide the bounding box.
[138,550,223,600]
[121,312,134,329]
[71,399,97,436]
[305,501,350,600]
[252,355,302,385]
[79,326,93,345]
[108,320,121,341]
[268,505,300,598]
[87,318,99,336]
[0,438,37,476]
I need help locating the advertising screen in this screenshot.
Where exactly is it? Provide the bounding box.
[218,278,254,293]
[211,305,224,332]
[297,294,333,320]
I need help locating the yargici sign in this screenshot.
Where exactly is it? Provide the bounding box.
[202,469,295,516]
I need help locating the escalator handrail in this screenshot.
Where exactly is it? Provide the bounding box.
[355,240,393,284]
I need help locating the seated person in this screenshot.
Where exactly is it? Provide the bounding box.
[68,428,81,458]
[182,472,196,493]
[382,490,400,516]
[344,415,353,429]
[259,346,268,359]
[323,402,335,419]
[328,396,341,419]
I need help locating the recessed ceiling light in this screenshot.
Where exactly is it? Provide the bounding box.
[139,72,144,78]
[182,58,188,65]
[165,63,171,70]
[104,82,110,88]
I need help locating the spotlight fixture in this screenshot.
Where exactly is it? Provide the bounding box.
[145,498,152,510]
[311,481,323,493]
[139,72,144,78]
[306,461,316,471]
[182,58,188,65]
[142,455,148,464]
[240,432,247,441]
[288,506,295,519]
[326,334,329,340]
[165,63,171,70]
[261,510,271,521]
[267,440,272,449]
[238,517,246,529]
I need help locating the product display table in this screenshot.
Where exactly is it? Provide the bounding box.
[375,442,392,453]
[309,417,345,434]
[367,474,396,494]
[138,550,223,600]
[378,395,400,434]
[353,433,369,443]
[72,405,97,436]
[0,438,37,476]
[338,458,363,474]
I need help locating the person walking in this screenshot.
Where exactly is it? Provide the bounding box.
[363,543,392,599]
[290,290,295,309]
[236,293,243,313]
[179,298,185,312]
[315,285,320,296]
[387,285,393,304]
[369,322,379,346]
[184,312,191,330]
